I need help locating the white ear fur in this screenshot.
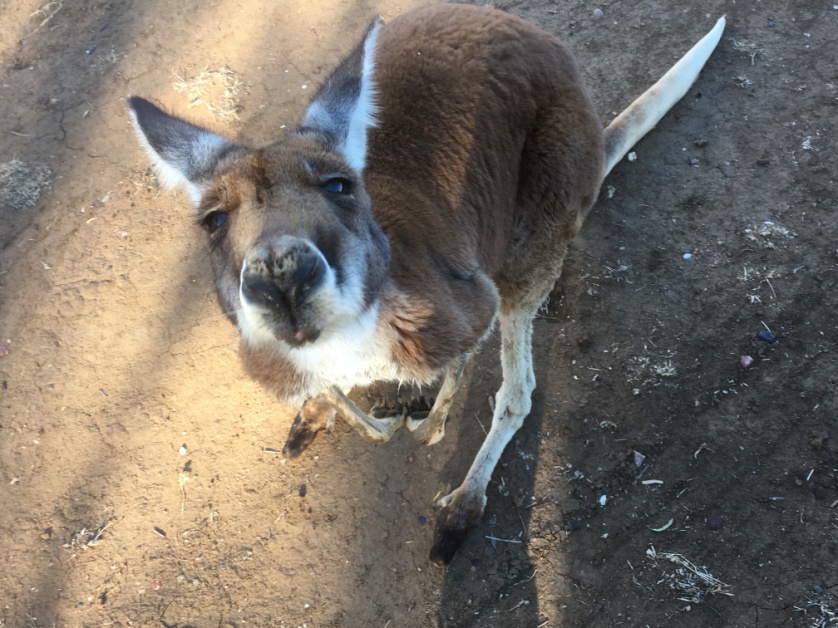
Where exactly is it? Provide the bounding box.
[129,118,203,204]
[127,97,236,206]
[342,21,380,172]
[301,19,381,173]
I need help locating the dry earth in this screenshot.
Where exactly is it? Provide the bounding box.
[1,0,836,626]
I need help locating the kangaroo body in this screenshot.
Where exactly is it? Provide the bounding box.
[129,4,725,565]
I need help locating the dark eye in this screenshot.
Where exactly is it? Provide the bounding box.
[203,210,229,232]
[322,177,352,195]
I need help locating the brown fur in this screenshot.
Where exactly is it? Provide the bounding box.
[369,4,604,308]
[129,2,723,566]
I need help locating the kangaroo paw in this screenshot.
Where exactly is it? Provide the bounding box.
[429,488,486,566]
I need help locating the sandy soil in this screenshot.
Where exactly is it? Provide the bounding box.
[1,0,836,626]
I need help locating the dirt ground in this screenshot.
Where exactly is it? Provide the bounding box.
[1,0,836,626]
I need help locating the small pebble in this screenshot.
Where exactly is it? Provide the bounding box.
[627,152,637,162]
[179,444,187,456]
[683,253,692,260]
[151,580,163,591]
[740,355,754,368]
[814,585,824,594]
[705,514,723,531]
[757,330,777,343]
[694,139,708,148]
[689,158,700,166]
[598,495,607,507]
[470,558,480,569]
[633,451,646,467]
[84,45,97,55]
[592,8,604,19]
[299,483,307,497]
[417,515,426,526]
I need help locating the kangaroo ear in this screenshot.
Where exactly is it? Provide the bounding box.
[127,96,242,205]
[301,17,380,172]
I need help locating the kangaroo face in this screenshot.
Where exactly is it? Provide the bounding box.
[129,19,385,357]
[197,134,390,350]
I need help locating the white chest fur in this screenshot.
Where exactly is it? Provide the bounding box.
[282,305,404,389]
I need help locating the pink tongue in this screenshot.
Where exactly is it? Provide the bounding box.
[294,331,306,343]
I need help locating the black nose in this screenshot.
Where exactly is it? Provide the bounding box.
[289,253,322,300]
[241,243,326,339]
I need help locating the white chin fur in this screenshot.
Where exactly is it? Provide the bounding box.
[236,249,387,388]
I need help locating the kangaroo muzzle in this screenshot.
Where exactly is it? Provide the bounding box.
[241,237,327,346]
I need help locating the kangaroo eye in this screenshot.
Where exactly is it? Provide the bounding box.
[322,177,352,195]
[203,210,229,232]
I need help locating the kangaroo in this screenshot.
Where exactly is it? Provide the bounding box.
[128,3,725,566]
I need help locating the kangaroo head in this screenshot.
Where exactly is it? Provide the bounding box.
[128,19,390,352]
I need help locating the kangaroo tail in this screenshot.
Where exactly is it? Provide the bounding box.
[603,16,726,177]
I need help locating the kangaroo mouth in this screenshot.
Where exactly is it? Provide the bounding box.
[285,327,321,347]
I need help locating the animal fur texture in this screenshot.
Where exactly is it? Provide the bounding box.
[129,4,724,565]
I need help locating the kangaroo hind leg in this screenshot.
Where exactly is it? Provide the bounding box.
[429,299,539,566]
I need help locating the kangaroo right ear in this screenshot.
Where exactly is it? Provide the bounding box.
[127,96,242,205]
[301,18,381,173]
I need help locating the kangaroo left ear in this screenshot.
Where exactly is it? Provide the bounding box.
[301,17,381,173]
[127,96,243,206]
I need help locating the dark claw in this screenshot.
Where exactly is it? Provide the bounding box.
[371,397,405,419]
[429,500,483,567]
[410,397,434,419]
[282,398,335,459]
[282,412,320,459]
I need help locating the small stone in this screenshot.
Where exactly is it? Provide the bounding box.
[694,139,708,148]
[633,451,646,467]
[179,444,187,456]
[592,8,604,19]
[299,483,307,497]
[815,585,824,594]
[417,515,426,526]
[705,514,723,531]
[627,152,637,162]
[757,330,777,343]
[151,580,163,591]
[683,253,692,260]
[740,355,754,368]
